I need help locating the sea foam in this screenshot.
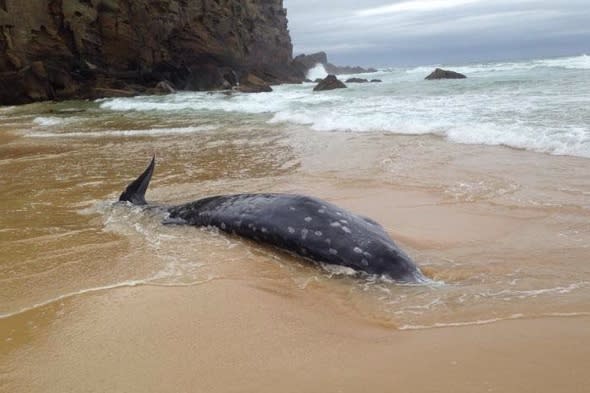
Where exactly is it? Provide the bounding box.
[95,54,590,158]
[306,63,328,80]
[405,54,590,75]
[27,125,218,138]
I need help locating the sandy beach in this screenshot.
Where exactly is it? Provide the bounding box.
[1,97,589,392]
[2,281,589,393]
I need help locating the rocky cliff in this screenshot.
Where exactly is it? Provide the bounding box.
[0,0,299,105]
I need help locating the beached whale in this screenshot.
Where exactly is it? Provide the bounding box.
[119,157,424,282]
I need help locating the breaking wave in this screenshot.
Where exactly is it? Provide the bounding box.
[405,54,590,75]
[27,125,218,138]
[94,54,590,158]
[306,63,328,80]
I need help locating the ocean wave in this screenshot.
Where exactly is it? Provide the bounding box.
[397,311,590,330]
[268,94,590,158]
[482,282,589,299]
[26,125,218,138]
[33,116,79,127]
[405,54,590,75]
[306,63,328,80]
[101,92,277,113]
[94,56,590,159]
[0,280,146,319]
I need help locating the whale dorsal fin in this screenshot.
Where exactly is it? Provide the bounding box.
[119,156,155,205]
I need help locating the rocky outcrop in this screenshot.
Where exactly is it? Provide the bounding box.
[293,52,329,71]
[238,73,272,93]
[370,79,382,83]
[345,77,368,83]
[425,68,466,80]
[0,0,298,105]
[313,75,346,91]
[293,51,377,76]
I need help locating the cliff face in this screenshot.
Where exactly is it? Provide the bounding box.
[0,0,297,105]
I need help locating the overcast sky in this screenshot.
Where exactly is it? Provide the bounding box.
[283,0,590,66]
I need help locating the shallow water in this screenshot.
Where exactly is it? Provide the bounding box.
[1,89,589,334]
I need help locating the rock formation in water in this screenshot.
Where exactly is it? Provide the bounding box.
[238,73,272,93]
[293,51,377,76]
[345,77,368,83]
[425,68,467,80]
[313,74,346,91]
[0,0,301,105]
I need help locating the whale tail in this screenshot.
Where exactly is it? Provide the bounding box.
[119,156,155,205]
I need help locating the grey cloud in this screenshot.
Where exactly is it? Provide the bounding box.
[283,0,590,66]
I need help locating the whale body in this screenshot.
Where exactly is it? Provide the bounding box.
[119,157,423,282]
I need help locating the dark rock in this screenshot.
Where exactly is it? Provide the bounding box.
[91,87,138,99]
[314,78,323,83]
[313,75,347,92]
[0,0,297,105]
[30,61,48,80]
[24,64,53,101]
[370,79,382,83]
[293,52,329,70]
[184,65,227,91]
[5,51,23,69]
[222,69,239,87]
[238,73,273,93]
[425,68,467,80]
[345,78,369,83]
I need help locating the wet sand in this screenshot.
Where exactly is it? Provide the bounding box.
[2,282,589,393]
[1,100,590,392]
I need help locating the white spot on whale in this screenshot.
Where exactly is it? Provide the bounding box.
[301,229,309,240]
[340,219,348,224]
[329,248,338,255]
[361,258,369,266]
[363,251,373,258]
[325,238,332,245]
[289,207,296,211]
[220,223,226,230]
[318,209,325,214]
[261,227,268,233]
[288,227,295,234]
[304,216,312,222]
[342,226,351,234]
[330,222,341,227]
[315,231,323,237]
[353,247,363,254]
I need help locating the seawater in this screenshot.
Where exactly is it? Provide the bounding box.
[95,53,590,158]
[1,54,589,330]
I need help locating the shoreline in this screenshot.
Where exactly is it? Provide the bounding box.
[2,274,589,327]
[1,96,589,392]
[3,281,589,393]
